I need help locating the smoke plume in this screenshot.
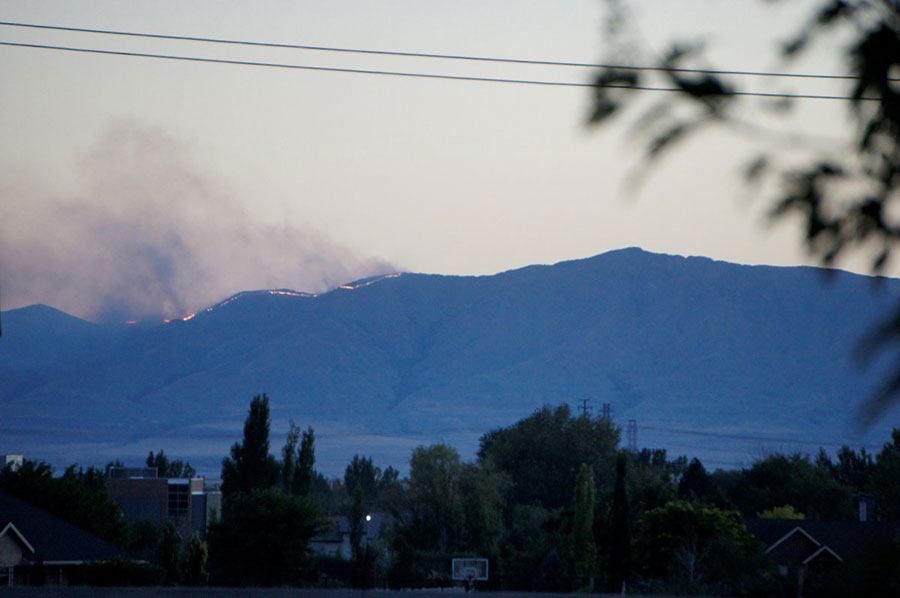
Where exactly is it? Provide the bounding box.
[0,120,395,322]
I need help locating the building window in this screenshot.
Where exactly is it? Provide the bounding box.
[167,482,190,518]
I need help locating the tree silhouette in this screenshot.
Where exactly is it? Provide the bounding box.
[221,394,279,498]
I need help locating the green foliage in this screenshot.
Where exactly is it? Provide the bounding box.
[210,394,322,586]
[282,421,316,496]
[296,426,316,495]
[406,443,464,554]
[731,453,854,520]
[0,459,127,545]
[757,505,805,520]
[459,460,510,560]
[156,520,182,585]
[345,454,380,507]
[871,428,900,521]
[208,486,322,586]
[815,446,874,492]
[146,450,195,479]
[498,503,572,591]
[678,457,717,503]
[635,500,765,594]
[478,404,619,509]
[625,448,681,523]
[377,465,403,510]
[221,394,280,498]
[281,421,300,493]
[185,531,209,586]
[348,483,366,562]
[572,463,597,586]
[386,444,509,589]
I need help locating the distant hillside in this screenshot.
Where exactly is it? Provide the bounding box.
[2,248,899,476]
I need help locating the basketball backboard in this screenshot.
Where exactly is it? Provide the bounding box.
[451,558,489,582]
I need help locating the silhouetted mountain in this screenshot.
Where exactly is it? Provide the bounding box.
[2,248,898,475]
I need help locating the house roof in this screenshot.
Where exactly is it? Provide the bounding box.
[0,522,35,554]
[0,490,123,564]
[762,525,820,554]
[746,518,898,562]
[802,545,843,564]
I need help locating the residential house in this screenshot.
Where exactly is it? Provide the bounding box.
[0,490,123,587]
[310,512,387,558]
[747,518,899,590]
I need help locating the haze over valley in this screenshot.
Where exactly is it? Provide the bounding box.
[2,248,897,476]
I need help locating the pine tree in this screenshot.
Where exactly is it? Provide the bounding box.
[572,463,597,589]
[609,453,630,592]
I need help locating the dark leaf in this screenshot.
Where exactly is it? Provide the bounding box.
[817,161,844,176]
[587,97,619,124]
[782,34,808,57]
[647,122,690,159]
[873,245,890,273]
[743,155,769,184]
[815,0,852,26]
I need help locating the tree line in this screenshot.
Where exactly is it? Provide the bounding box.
[3,395,900,594]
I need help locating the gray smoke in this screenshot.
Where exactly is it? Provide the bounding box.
[0,120,395,322]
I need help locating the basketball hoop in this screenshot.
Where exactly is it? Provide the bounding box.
[452,557,489,592]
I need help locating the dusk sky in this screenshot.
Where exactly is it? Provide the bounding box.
[0,0,866,321]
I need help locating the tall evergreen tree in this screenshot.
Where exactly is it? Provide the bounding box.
[572,463,597,589]
[295,426,316,496]
[345,455,380,506]
[677,458,716,503]
[281,422,300,494]
[349,483,366,563]
[221,394,279,498]
[609,453,630,592]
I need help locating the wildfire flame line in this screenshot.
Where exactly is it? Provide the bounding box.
[338,273,402,291]
[165,273,403,324]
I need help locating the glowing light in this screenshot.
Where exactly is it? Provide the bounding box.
[338,273,402,291]
[163,319,171,323]
[125,320,138,325]
[172,275,401,322]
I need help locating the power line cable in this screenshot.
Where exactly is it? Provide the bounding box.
[641,423,883,451]
[0,20,891,82]
[0,40,882,102]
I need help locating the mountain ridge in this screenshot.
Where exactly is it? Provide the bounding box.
[2,248,899,475]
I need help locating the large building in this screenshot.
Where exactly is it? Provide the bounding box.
[105,466,220,539]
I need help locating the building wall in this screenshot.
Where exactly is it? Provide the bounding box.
[0,534,26,568]
[106,478,168,525]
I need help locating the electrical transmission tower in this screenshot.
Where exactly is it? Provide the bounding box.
[577,399,592,417]
[601,403,611,420]
[627,419,637,452]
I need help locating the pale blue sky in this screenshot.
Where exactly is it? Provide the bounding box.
[0,0,864,320]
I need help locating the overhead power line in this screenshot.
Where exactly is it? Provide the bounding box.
[641,424,883,451]
[0,40,881,102]
[0,20,890,82]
